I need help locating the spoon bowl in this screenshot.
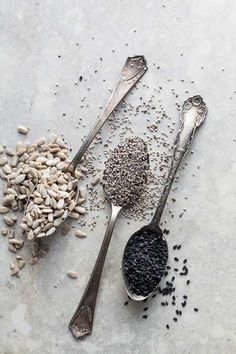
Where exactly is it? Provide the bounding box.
[122,225,168,301]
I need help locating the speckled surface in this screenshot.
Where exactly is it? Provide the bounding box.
[0,1,236,353]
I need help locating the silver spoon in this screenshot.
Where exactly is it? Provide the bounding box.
[23,56,148,238]
[122,95,208,301]
[69,138,149,338]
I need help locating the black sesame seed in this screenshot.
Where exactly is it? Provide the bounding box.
[183,259,187,264]
[124,301,128,306]
[177,245,181,250]
[166,324,169,329]
[183,295,188,299]
[173,317,178,322]
[186,280,190,285]
[174,268,178,272]
[172,301,176,306]
[172,276,175,282]
[79,76,83,82]
[143,307,148,312]
[142,315,148,319]
[194,308,199,312]
[174,257,179,262]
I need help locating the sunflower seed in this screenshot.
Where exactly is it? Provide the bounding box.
[57,199,64,210]
[79,187,87,200]
[75,229,87,238]
[0,144,4,154]
[18,259,26,269]
[67,271,78,279]
[2,194,15,205]
[11,155,19,167]
[9,239,24,247]
[91,175,101,186]
[0,157,8,166]
[0,206,10,214]
[17,125,29,134]
[2,164,11,174]
[74,206,86,215]
[1,228,8,236]
[5,148,15,156]
[14,174,26,184]
[4,216,15,226]
[36,137,46,146]
[11,267,19,276]
[68,211,80,219]
[45,227,56,236]
[8,244,17,253]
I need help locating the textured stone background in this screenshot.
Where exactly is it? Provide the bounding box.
[0,1,235,353]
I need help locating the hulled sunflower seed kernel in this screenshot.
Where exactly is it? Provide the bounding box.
[2,164,11,174]
[10,266,19,276]
[18,259,26,269]
[0,157,8,166]
[67,271,78,279]
[3,216,15,226]
[91,175,101,186]
[79,187,87,200]
[1,228,8,236]
[17,125,29,134]
[0,205,10,214]
[8,244,17,253]
[5,148,15,156]
[75,229,87,238]
[74,206,86,215]
[0,144,4,154]
[3,194,15,206]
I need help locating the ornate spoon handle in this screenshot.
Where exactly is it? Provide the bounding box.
[152,95,207,226]
[69,204,121,338]
[68,56,147,173]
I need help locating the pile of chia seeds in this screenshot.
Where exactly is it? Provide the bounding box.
[102,137,149,207]
[123,226,168,296]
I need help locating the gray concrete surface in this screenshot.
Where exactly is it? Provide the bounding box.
[0,0,236,353]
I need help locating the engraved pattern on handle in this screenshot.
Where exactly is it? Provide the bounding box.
[68,56,147,173]
[152,95,207,227]
[69,204,122,338]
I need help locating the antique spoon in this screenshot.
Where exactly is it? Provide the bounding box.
[122,95,207,301]
[23,56,148,238]
[69,137,149,338]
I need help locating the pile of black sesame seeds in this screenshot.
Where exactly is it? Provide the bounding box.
[123,231,199,329]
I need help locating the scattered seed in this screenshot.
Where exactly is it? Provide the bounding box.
[0,206,10,214]
[91,175,101,186]
[17,125,29,134]
[75,229,87,238]
[67,271,78,279]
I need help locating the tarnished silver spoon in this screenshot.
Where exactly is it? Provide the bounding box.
[122,95,208,301]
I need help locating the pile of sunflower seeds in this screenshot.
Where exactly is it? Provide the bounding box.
[0,128,88,272]
[21,169,79,239]
[102,137,149,207]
